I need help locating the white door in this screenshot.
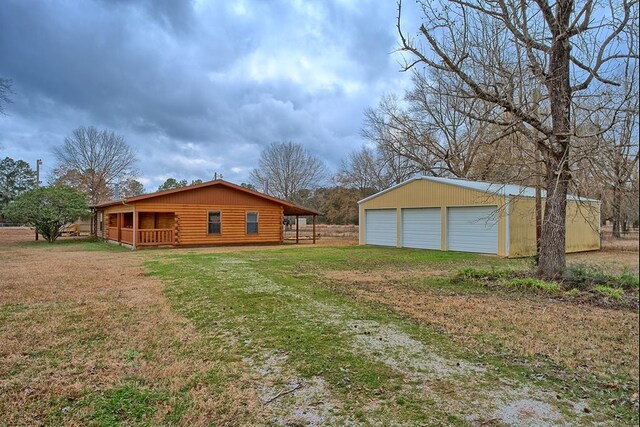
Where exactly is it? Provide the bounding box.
[447,206,498,254]
[401,208,441,249]
[364,209,397,247]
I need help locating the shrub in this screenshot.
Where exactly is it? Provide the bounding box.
[458,266,491,279]
[1,185,90,242]
[564,264,639,291]
[457,266,517,280]
[613,272,639,289]
[501,278,560,293]
[594,285,624,301]
[564,288,581,297]
[563,264,610,289]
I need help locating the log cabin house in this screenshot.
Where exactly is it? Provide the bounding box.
[92,179,320,248]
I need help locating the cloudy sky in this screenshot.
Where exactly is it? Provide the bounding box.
[0,0,419,191]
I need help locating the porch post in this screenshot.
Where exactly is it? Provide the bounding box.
[132,209,137,249]
[312,215,316,244]
[117,212,122,243]
[296,215,299,244]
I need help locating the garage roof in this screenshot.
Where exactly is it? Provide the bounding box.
[358,176,599,204]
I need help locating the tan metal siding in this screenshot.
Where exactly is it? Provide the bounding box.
[508,198,600,257]
[566,201,600,252]
[359,180,507,256]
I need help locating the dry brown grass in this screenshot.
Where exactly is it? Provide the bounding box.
[0,226,37,243]
[285,224,359,240]
[567,227,639,275]
[567,251,639,275]
[601,226,639,253]
[326,273,639,381]
[0,228,264,426]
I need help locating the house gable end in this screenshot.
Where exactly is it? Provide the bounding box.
[136,184,283,207]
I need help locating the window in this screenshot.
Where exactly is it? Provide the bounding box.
[208,211,221,234]
[246,212,258,234]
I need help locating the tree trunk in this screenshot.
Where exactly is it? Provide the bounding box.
[538,4,572,280]
[538,153,570,280]
[612,185,622,238]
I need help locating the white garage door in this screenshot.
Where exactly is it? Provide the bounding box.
[365,209,397,247]
[401,208,441,249]
[447,206,498,254]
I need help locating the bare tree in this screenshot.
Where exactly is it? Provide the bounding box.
[363,73,540,184]
[596,60,639,237]
[53,126,137,205]
[250,141,327,202]
[397,0,639,279]
[336,146,396,194]
[0,78,12,115]
[52,168,113,204]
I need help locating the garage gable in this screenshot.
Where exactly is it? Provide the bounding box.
[358,178,502,210]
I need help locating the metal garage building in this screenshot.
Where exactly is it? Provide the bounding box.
[358,176,600,257]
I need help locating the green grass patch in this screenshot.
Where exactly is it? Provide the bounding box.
[0,303,30,319]
[614,271,640,288]
[457,265,520,280]
[266,245,480,272]
[500,277,560,293]
[563,288,582,297]
[20,237,130,252]
[456,263,637,305]
[564,264,639,289]
[593,285,625,301]
[83,382,166,426]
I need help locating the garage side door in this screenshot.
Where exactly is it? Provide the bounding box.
[364,209,397,247]
[401,208,441,249]
[447,206,498,254]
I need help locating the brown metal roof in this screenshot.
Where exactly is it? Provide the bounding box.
[93,179,321,216]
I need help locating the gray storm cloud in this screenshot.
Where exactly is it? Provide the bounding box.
[0,0,411,190]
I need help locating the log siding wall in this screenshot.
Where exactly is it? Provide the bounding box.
[134,202,283,245]
[96,185,287,246]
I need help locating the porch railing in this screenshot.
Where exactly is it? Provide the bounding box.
[107,227,118,241]
[121,228,133,244]
[138,228,174,246]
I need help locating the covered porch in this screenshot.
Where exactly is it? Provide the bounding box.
[105,211,177,247]
[283,205,319,244]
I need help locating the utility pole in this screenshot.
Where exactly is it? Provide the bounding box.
[35,159,42,241]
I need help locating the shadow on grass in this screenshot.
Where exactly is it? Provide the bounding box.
[18,237,130,252]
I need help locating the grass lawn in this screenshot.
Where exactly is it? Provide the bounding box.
[1,229,638,426]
